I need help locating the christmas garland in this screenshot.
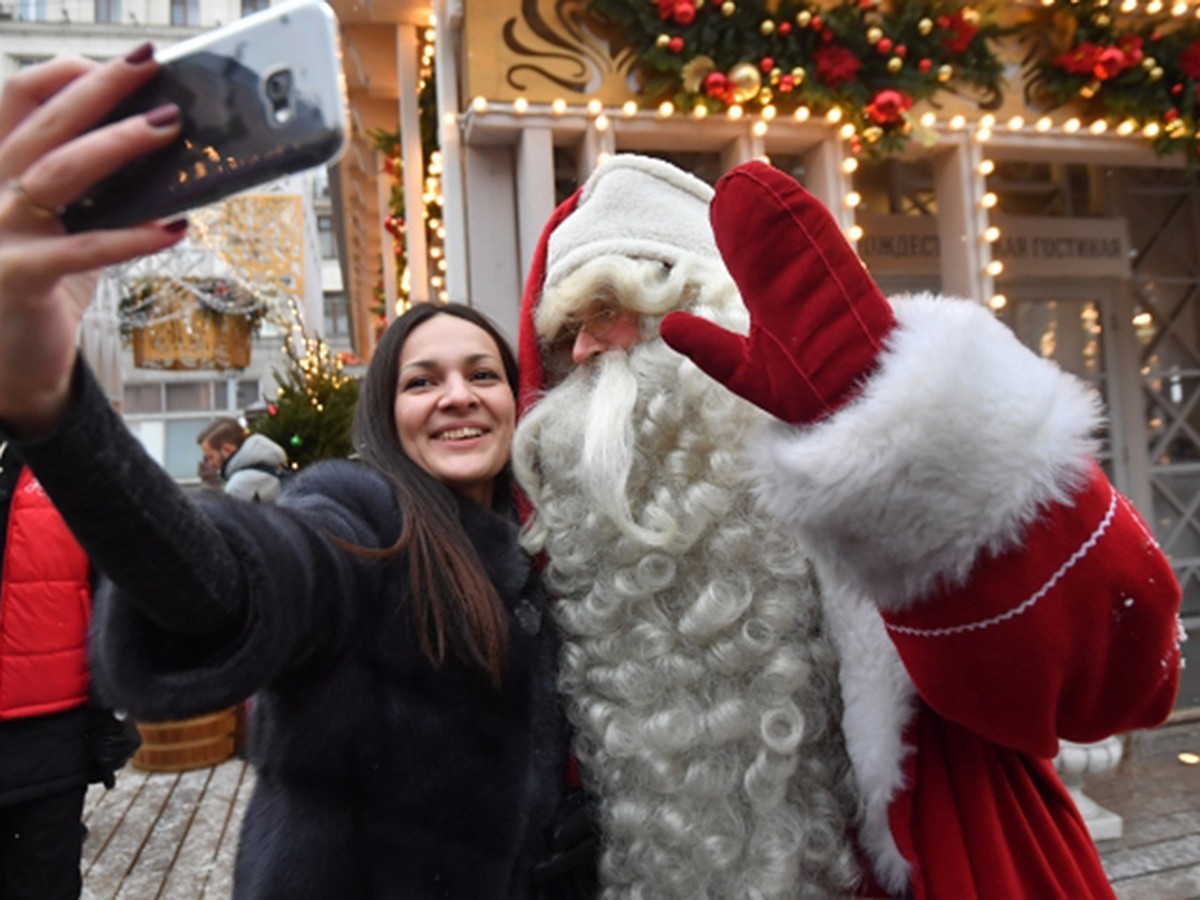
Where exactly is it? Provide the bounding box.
[118,277,267,340]
[1027,0,1200,160]
[583,0,1200,161]
[587,0,1009,158]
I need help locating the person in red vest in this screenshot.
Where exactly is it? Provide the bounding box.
[0,441,137,899]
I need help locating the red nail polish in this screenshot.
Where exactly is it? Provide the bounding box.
[125,42,154,64]
[163,218,188,233]
[144,104,180,128]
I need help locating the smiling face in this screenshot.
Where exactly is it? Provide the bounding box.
[394,313,516,508]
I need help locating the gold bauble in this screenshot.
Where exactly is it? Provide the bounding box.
[938,64,953,82]
[918,17,933,35]
[1095,13,1111,27]
[761,19,775,35]
[791,66,806,83]
[796,10,812,26]
[1143,56,1158,70]
[867,26,883,44]
[1150,66,1164,81]
[728,61,764,103]
[721,1,735,15]
[656,33,671,48]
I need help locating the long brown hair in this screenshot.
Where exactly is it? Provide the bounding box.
[352,302,518,687]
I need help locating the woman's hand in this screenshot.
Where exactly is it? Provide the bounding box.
[0,47,188,437]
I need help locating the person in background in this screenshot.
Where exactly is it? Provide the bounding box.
[197,416,290,502]
[513,154,1183,898]
[0,441,138,900]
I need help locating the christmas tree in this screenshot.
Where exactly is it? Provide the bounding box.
[251,302,360,470]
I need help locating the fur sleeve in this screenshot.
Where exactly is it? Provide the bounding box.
[749,293,1101,612]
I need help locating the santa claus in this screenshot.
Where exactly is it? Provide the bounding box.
[512,155,1183,899]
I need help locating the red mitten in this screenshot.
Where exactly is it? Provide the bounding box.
[660,160,897,424]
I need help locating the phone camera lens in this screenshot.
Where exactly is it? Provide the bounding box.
[265,69,293,103]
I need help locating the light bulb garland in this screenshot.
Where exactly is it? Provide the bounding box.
[1029,0,1200,159]
[369,23,442,331]
[554,0,1200,161]
[586,0,1007,159]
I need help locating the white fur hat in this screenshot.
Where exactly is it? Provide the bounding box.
[543,155,719,292]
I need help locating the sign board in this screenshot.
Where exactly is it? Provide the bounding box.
[857,214,1131,280]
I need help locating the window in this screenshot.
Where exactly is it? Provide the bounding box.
[318,214,336,258]
[312,166,331,198]
[94,0,119,23]
[17,0,45,20]
[123,383,163,414]
[122,378,264,480]
[166,382,212,412]
[323,291,349,337]
[170,0,198,26]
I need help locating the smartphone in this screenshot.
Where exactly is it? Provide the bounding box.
[61,0,348,232]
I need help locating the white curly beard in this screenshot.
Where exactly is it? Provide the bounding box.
[515,307,864,898]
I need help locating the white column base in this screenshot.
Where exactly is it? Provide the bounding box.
[1054,735,1125,843]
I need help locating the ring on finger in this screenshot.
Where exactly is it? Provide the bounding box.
[6,177,64,221]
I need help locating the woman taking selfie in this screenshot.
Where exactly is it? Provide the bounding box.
[0,52,590,899]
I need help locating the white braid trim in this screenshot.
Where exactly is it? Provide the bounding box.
[886,484,1118,639]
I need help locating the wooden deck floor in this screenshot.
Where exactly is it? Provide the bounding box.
[80,718,1200,899]
[81,757,255,900]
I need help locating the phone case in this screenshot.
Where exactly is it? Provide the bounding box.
[61,0,348,232]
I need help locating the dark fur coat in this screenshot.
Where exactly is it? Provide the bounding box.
[16,364,568,900]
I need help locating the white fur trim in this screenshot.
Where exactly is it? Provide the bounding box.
[818,569,916,894]
[545,155,718,292]
[753,293,1102,611]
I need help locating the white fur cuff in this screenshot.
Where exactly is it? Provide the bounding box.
[751,293,1102,611]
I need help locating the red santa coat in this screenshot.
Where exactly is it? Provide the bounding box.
[755,294,1182,898]
[517,156,1182,898]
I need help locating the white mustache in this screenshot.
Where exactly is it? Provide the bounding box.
[515,348,679,549]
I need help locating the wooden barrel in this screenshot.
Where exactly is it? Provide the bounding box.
[132,707,240,772]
